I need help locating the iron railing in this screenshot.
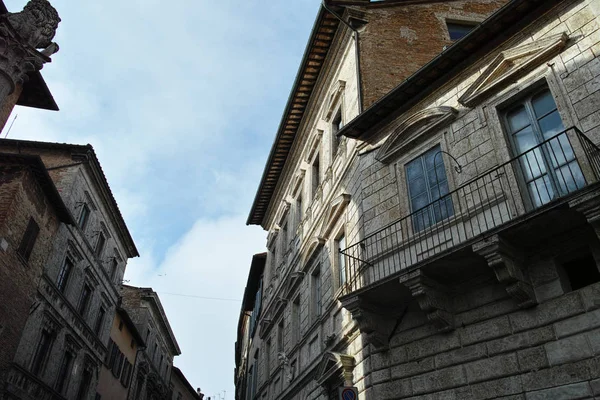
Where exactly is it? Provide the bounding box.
[340,127,600,295]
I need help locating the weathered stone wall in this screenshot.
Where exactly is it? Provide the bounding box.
[0,143,135,400]
[245,0,600,399]
[0,166,61,386]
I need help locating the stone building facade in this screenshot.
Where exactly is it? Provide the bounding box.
[240,0,600,399]
[0,153,73,391]
[96,307,145,400]
[0,139,138,400]
[171,367,203,400]
[122,285,181,400]
[235,253,267,400]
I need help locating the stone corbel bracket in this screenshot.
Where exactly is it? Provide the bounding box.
[341,296,404,350]
[569,188,600,238]
[473,235,536,308]
[400,269,454,333]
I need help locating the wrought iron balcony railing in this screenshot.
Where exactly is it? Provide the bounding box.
[340,127,600,296]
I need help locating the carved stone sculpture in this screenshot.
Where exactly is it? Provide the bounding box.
[6,0,60,50]
[0,0,60,99]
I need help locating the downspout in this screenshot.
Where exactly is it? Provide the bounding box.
[321,1,364,114]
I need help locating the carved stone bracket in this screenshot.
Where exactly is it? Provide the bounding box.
[570,190,600,239]
[400,269,454,332]
[473,235,536,308]
[341,296,403,350]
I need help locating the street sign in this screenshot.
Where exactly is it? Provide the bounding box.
[338,386,358,400]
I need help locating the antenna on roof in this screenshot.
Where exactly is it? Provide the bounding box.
[4,114,18,138]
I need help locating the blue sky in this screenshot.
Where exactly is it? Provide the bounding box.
[4,0,320,397]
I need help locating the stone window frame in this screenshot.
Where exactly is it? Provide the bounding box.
[393,129,458,234]
[323,79,346,163]
[17,216,40,263]
[483,67,578,172]
[310,262,322,322]
[435,13,484,42]
[332,224,348,296]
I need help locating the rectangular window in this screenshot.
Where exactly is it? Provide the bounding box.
[56,257,74,293]
[292,296,301,344]
[120,361,133,387]
[107,339,118,368]
[110,258,118,281]
[76,370,92,400]
[296,194,303,226]
[281,222,288,255]
[311,266,321,319]
[503,87,584,208]
[406,144,454,232]
[55,351,74,394]
[78,204,90,230]
[337,234,347,287]
[17,217,39,262]
[94,232,106,257]
[446,21,477,40]
[94,307,106,335]
[332,109,343,154]
[277,320,284,353]
[246,366,254,400]
[77,285,92,316]
[31,329,53,376]
[112,351,124,378]
[265,340,271,377]
[312,153,321,199]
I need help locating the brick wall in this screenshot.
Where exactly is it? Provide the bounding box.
[357,0,509,108]
[0,166,61,384]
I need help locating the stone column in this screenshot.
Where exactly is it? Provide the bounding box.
[0,0,60,120]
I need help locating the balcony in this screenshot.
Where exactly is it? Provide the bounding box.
[4,363,65,400]
[341,127,600,300]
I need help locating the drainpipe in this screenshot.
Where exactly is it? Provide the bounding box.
[321,1,364,114]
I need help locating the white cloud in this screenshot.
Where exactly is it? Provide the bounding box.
[125,215,265,395]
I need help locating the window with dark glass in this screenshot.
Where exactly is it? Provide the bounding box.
[94,232,106,257]
[78,204,90,230]
[332,109,343,153]
[17,217,39,262]
[76,370,92,400]
[311,266,322,319]
[277,320,284,353]
[337,234,347,286]
[296,194,303,226]
[503,88,584,208]
[405,144,454,232]
[265,339,271,377]
[55,351,74,393]
[292,296,301,343]
[77,285,92,316]
[94,307,106,335]
[31,329,53,376]
[56,257,74,293]
[446,21,477,40]
[110,258,118,280]
[312,153,321,199]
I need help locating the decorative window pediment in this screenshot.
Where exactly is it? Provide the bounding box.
[291,170,306,197]
[459,33,568,107]
[276,201,291,227]
[315,352,355,387]
[319,194,351,238]
[376,106,458,164]
[258,318,273,339]
[305,130,324,162]
[267,228,280,248]
[323,80,346,122]
[302,236,326,268]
